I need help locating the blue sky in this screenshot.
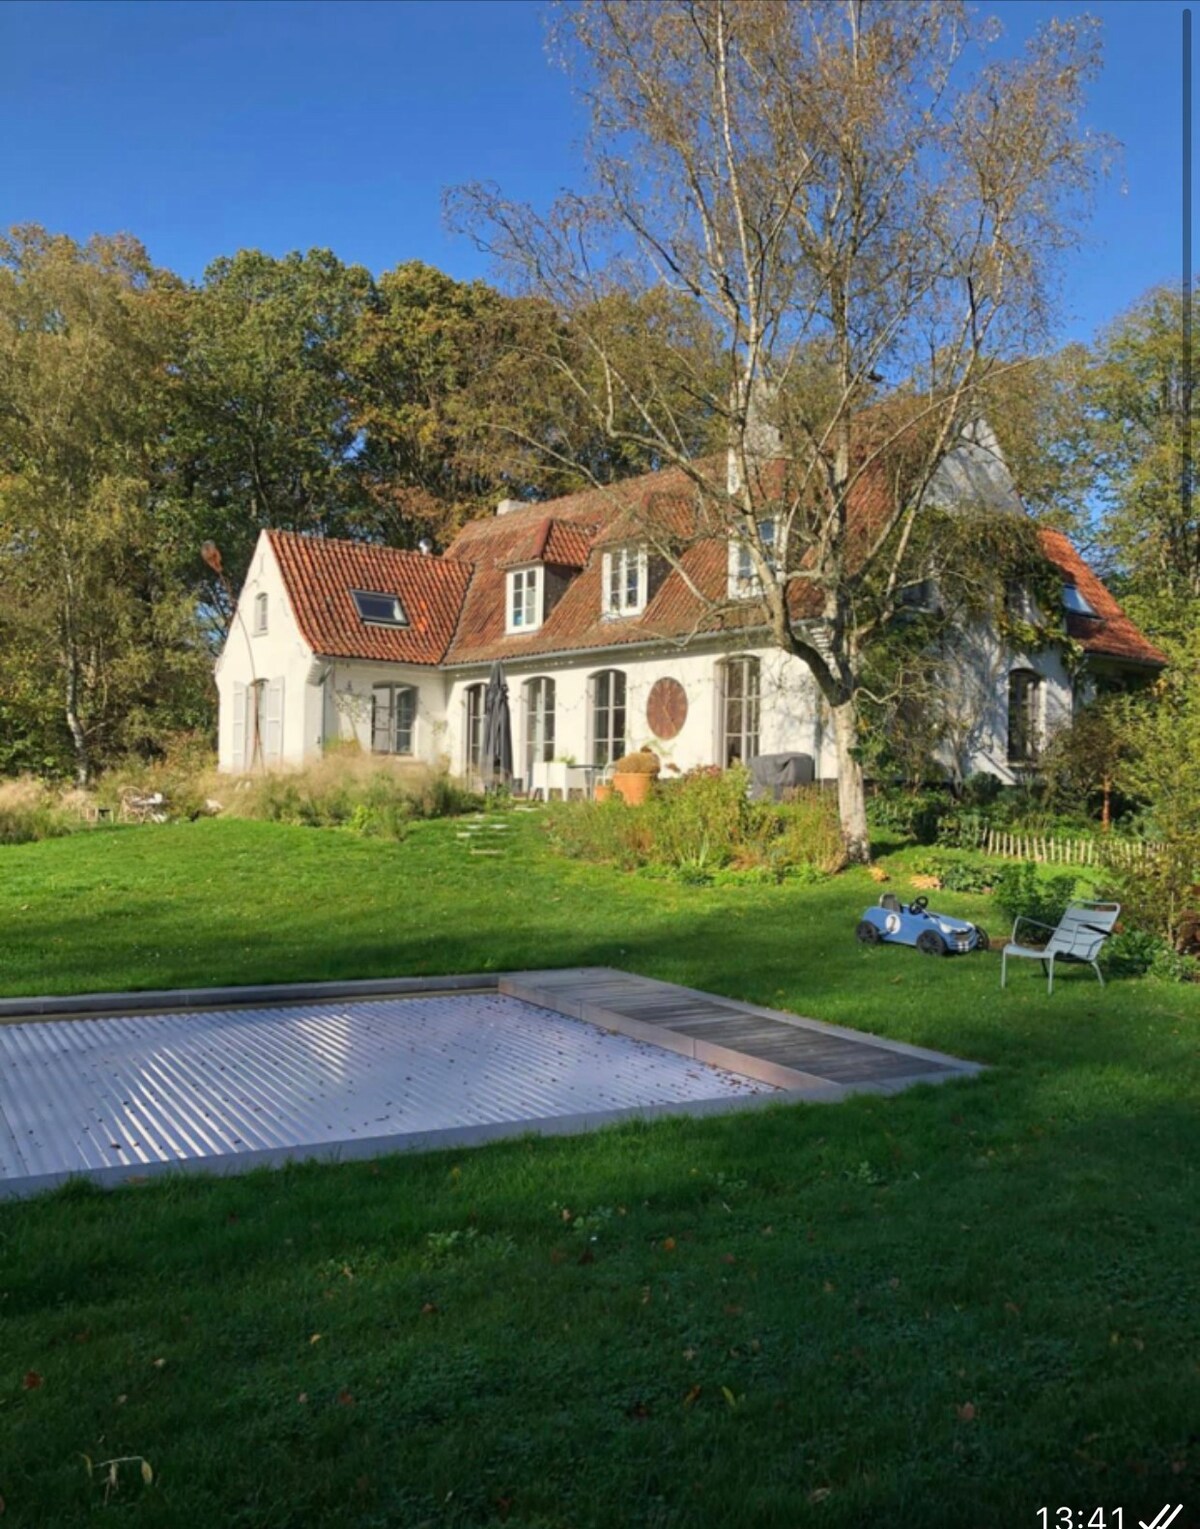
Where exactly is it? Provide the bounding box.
[2,0,1190,347]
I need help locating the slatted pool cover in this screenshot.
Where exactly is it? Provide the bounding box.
[0,993,768,1188]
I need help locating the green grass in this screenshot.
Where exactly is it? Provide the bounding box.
[0,816,1197,1527]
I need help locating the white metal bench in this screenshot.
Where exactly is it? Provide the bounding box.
[1000,901,1120,994]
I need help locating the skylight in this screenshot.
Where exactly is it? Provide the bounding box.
[352,590,408,627]
[1061,583,1096,618]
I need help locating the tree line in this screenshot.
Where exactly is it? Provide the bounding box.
[0,228,721,782]
[0,220,1192,787]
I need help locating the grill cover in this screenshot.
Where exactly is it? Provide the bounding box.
[747,752,815,801]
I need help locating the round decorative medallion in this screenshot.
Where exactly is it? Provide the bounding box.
[646,677,688,741]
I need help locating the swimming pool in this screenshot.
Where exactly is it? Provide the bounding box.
[0,989,772,1197]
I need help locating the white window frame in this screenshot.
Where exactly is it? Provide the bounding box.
[371,683,417,756]
[591,669,627,768]
[464,683,486,773]
[506,565,543,634]
[253,591,268,634]
[730,519,778,599]
[602,545,648,618]
[523,676,556,783]
[719,655,761,766]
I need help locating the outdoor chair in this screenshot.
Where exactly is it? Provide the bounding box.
[1000,900,1121,994]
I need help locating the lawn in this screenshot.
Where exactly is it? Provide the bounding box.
[0,816,1197,1527]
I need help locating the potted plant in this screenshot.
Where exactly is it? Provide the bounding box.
[611,748,661,806]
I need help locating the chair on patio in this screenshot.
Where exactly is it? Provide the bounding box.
[1000,900,1120,995]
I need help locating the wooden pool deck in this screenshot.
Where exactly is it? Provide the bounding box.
[502,967,981,1099]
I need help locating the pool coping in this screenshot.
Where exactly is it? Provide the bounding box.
[0,969,983,1199]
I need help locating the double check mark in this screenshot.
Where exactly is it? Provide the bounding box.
[1139,1506,1182,1529]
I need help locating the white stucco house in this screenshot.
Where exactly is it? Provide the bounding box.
[214,428,1165,792]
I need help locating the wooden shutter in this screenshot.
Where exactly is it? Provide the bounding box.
[265,677,285,764]
[231,682,246,771]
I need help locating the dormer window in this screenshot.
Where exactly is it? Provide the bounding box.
[507,565,543,633]
[1062,583,1095,617]
[352,590,408,627]
[730,519,777,597]
[603,545,647,617]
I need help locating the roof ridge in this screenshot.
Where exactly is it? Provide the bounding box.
[266,526,447,567]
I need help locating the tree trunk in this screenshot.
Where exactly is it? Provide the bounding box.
[830,696,870,864]
[64,652,89,787]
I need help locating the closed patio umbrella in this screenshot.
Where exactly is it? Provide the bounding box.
[481,660,513,790]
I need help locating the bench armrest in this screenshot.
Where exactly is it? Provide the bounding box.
[1010,914,1055,943]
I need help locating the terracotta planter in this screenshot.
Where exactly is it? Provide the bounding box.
[612,771,655,806]
[594,783,613,803]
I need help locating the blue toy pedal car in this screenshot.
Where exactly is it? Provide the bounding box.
[856,893,989,956]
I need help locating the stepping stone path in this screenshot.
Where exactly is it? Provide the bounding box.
[458,813,511,857]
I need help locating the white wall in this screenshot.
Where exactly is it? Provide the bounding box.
[215,534,451,772]
[444,630,1076,791]
[215,530,1075,786]
[215,534,318,771]
[936,622,1074,784]
[320,660,448,764]
[445,641,832,789]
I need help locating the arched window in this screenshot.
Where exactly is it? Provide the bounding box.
[1007,669,1042,764]
[720,656,760,765]
[464,683,486,772]
[524,676,556,782]
[372,684,417,755]
[591,669,627,768]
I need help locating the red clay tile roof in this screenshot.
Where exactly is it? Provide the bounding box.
[440,457,925,665]
[443,465,758,666]
[441,466,1167,670]
[493,515,597,571]
[1037,528,1168,668]
[267,529,472,665]
[267,462,1167,675]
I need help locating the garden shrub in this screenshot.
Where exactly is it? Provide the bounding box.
[1148,944,1200,983]
[217,757,479,838]
[935,810,988,850]
[547,768,845,882]
[1103,928,1166,978]
[959,772,1004,809]
[908,849,998,893]
[611,748,662,776]
[867,785,949,844]
[0,778,78,846]
[1098,836,1200,956]
[990,862,1080,930]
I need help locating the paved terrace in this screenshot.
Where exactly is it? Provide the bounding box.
[0,968,981,1199]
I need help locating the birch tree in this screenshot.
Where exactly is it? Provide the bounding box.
[0,228,206,783]
[453,0,1106,859]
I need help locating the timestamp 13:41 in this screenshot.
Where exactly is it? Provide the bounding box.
[1038,1511,1128,1529]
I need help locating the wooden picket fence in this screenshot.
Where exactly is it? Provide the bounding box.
[979,827,1158,867]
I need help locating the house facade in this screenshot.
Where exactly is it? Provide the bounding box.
[214,436,1166,791]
